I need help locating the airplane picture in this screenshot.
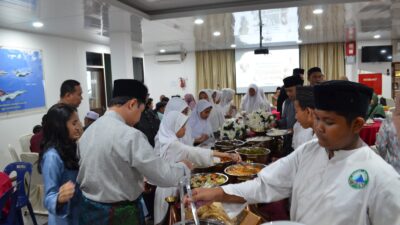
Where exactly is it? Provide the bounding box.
[14,70,31,77]
[0,90,26,102]
[0,70,7,75]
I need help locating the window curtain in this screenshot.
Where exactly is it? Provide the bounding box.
[300,43,346,84]
[195,49,242,107]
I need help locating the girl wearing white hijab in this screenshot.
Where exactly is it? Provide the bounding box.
[209,90,226,133]
[164,97,194,145]
[153,111,240,224]
[198,89,212,102]
[220,88,237,118]
[240,84,271,113]
[188,99,214,145]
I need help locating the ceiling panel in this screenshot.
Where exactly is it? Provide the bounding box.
[0,0,397,54]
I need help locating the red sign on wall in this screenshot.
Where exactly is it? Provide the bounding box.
[345,42,356,56]
[358,73,382,95]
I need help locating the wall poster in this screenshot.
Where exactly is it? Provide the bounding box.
[0,47,45,113]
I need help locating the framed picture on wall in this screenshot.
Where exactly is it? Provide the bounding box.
[0,47,46,114]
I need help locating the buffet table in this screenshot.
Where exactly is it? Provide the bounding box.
[185,130,291,225]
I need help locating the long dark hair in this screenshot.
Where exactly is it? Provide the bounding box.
[38,104,79,173]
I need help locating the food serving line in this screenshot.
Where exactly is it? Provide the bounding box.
[161,129,296,225]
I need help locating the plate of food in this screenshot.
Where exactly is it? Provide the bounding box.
[266,129,291,137]
[224,163,265,177]
[191,173,229,188]
[214,140,245,151]
[213,156,233,163]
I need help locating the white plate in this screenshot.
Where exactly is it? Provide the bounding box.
[213,157,221,164]
[246,136,272,142]
[266,129,290,137]
[365,118,374,124]
[262,221,305,225]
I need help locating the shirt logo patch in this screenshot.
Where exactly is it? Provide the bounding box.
[348,169,369,189]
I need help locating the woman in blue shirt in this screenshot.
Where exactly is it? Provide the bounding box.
[39,104,82,225]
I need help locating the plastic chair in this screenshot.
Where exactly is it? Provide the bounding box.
[19,134,33,153]
[3,162,38,225]
[0,184,18,225]
[8,145,20,162]
[19,153,47,215]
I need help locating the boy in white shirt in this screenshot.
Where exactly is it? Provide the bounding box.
[189,80,400,225]
[292,86,316,149]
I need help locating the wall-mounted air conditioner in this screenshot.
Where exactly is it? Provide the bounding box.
[155,52,186,63]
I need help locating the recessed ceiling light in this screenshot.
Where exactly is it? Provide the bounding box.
[380,49,387,54]
[297,40,303,44]
[194,18,204,25]
[313,9,323,14]
[373,34,381,39]
[32,21,44,28]
[230,44,236,48]
[159,49,166,53]
[304,25,313,30]
[213,31,221,36]
[388,56,393,59]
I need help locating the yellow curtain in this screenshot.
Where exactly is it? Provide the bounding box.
[300,43,345,84]
[195,49,242,107]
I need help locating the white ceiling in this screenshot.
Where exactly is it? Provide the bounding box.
[0,0,397,55]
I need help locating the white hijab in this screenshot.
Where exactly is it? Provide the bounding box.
[188,99,213,138]
[165,97,188,115]
[209,90,225,132]
[240,84,269,113]
[259,87,266,100]
[213,90,222,103]
[164,97,194,145]
[155,111,188,157]
[220,88,235,114]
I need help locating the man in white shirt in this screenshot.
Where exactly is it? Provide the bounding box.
[189,80,400,225]
[78,79,192,225]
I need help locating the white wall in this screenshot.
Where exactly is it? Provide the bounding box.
[0,28,109,169]
[143,52,196,101]
[345,40,393,98]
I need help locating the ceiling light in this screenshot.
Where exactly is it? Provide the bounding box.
[159,49,166,53]
[388,56,393,59]
[297,40,303,44]
[373,34,381,39]
[213,31,221,36]
[230,44,236,48]
[194,18,204,25]
[304,25,313,30]
[32,21,43,28]
[380,49,387,54]
[313,9,323,14]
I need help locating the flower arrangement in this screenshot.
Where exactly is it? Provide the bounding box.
[220,118,246,140]
[246,110,276,132]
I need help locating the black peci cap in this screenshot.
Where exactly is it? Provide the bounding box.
[296,86,315,109]
[313,80,373,116]
[283,75,304,88]
[112,79,148,103]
